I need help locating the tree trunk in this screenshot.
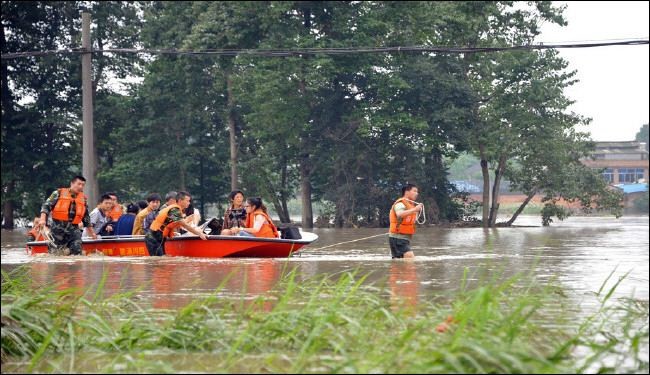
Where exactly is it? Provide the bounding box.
[268,194,291,224]
[300,146,313,228]
[2,181,15,229]
[479,143,490,227]
[506,189,538,226]
[488,153,507,227]
[226,73,238,191]
[279,159,291,222]
[1,27,16,229]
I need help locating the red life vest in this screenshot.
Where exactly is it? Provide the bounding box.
[27,227,45,241]
[389,198,416,235]
[149,204,183,238]
[245,211,279,238]
[108,204,123,221]
[51,188,86,224]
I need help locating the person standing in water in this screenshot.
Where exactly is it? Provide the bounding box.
[388,183,423,259]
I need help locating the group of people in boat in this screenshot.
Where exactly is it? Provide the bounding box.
[30,175,278,256]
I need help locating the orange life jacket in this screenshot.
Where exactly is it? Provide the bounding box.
[51,188,86,224]
[108,204,123,221]
[245,210,279,238]
[27,227,45,241]
[149,204,183,238]
[389,198,416,235]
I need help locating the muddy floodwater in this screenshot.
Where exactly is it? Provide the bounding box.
[2,216,648,311]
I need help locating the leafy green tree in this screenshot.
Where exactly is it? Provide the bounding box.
[2,1,82,228]
[635,124,648,151]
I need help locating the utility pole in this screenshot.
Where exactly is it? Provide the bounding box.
[81,11,98,206]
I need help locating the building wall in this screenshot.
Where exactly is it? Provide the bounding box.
[582,159,649,183]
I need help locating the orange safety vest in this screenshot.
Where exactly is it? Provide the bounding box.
[27,227,45,241]
[245,211,279,238]
[108,204,123,221]
[149,204,183,238]
[389,198,416,235]
[51,188,86,225]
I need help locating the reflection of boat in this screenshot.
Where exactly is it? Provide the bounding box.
[26,232,318,258]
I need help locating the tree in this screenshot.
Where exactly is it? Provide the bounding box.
[2,1,82,228]
[635,124,648,151]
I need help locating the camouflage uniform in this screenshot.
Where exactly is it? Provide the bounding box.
[145,206,183,256]
[41,189,91,255]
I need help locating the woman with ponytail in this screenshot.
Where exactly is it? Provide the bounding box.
[230,197,279,238]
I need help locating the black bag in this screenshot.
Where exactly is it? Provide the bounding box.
[204,218,223,235]
[279,226,302,240]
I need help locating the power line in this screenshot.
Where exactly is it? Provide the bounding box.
[2,39,648,60]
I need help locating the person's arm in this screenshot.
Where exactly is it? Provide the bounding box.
[38,190,59,227]
[395,202,423,219]
[85,226,97,239]
[82,197,97,239]
[178,220,207,239]
[239,215,265,234]
[168,208,206,239]
[222,208,232,229]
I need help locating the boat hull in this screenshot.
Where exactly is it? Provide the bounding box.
[26,233,317,258]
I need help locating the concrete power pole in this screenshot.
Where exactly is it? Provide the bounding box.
[81,11,98,207]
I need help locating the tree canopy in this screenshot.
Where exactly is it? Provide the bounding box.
[2,1,626,228]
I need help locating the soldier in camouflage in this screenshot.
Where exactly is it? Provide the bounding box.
[36,175,97,255]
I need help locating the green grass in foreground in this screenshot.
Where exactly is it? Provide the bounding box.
[1,266,648,374]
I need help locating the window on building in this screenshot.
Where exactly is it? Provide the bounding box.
[636,168,645,181]
[601,168,614,183]
[618,168,646,183]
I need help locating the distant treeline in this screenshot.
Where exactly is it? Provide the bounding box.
[1,1,622,229]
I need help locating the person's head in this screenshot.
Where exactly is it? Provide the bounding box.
[185,198,194,215]
[165,191,177,205]
[176,191,192,209]
[401,183,419,201]
[229,190,244,207]
[98,194,114,212]
[69,175,86,194]
[126,203,140,215]
[137,200,148,210]
[245,197,267,214]
[146,193,162,210]
[106,192,119,207]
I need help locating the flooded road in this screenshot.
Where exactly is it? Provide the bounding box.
[2,216,648,311]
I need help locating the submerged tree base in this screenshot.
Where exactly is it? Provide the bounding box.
[1,266,648,374]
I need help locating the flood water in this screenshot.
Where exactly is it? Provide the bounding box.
[2,216,648,311]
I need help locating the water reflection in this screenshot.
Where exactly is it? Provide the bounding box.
[388,260,419,312]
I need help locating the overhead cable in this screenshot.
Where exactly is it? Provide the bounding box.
[2,39,648,60]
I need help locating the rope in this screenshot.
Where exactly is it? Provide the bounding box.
[308,233,388,251]
[403,199,426,224]
[307,198,428,251]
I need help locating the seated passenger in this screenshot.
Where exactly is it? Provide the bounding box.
[114,203,139,236]
[143,191,176,234]
[27,216,46,241]
[137,200,148,211]
[229,197,278,239]
[220,190,247,235]
[107,192,123,221]
[184,200,201,227]
[133,193,161,235]
[84,194,115,238]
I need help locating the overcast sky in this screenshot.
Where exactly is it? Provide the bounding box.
[538,1,649,141]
